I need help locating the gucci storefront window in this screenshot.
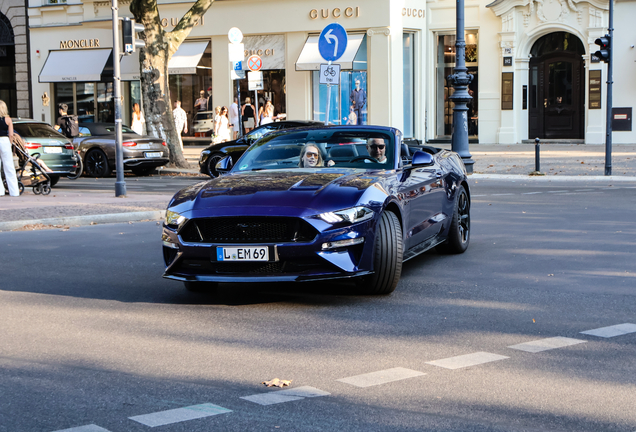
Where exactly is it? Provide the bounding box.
[168,41,212,137]
[312,34,367,125]
[436,31,478,139]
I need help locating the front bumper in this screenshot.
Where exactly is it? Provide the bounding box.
[162,216,376,283]
[124,157,170,168]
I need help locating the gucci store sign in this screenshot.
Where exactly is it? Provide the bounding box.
[242,35,285,70]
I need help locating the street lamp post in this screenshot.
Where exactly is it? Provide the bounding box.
[447,0,474,174]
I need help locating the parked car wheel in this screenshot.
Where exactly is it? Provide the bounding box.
[131,167,156,176]
[206,153,225,178]
[358,211,403,295]
[437,185,470,254]
[184,281,218,293]
[48,174,60,187]
[85,149,111,177]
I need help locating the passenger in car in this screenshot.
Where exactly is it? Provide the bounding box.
[298,144,324,168]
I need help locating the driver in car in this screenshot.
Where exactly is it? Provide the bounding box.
[367,138,387,163]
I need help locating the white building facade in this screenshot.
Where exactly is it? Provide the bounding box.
[26,0,636,144]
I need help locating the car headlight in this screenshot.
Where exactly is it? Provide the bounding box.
[165,210,187,228]
[319,206,374,224]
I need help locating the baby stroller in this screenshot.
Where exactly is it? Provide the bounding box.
[1,134,52,195]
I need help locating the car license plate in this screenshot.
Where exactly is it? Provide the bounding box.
[145,152,162,158]
[216,246,269,262]
[43,146,62,154]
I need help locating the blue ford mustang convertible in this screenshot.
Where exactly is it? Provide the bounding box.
[162,126,470,295]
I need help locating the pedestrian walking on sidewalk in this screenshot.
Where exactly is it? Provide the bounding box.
[0,99,20,197]
[242,97,256,133]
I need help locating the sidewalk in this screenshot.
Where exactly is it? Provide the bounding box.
[2,143,636,231]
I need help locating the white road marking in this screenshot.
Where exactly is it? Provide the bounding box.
[426,352,509,370]
[575,189,595,191]
[580,323,636,338]
[337,367,426,388]
[52,426,111,432]
[241,386,330,406]
[490,193,515,196]
[508,336,587,353]
[129,403,231,427]
[522,191,543,195]
[472,194,488,197]
[547,190,569,193]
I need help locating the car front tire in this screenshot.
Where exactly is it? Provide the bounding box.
[437,184,470,254]
[358,211,403,295]
[48,174,60,187]
[206,153,225,178]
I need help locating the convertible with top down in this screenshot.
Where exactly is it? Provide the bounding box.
[162,125,471,295]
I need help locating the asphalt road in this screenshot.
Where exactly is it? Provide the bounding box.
[1,179,635,432]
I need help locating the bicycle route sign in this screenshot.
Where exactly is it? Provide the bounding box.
[247,55,263,72]
[318,23,348,62]
[319,63,340,85]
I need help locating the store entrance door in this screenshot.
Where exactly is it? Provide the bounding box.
[528,32,585,139]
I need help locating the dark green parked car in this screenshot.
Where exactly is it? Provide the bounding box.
[12,119,78,187]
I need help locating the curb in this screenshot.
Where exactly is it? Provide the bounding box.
[470,174,636,181]
[0,210,166,231]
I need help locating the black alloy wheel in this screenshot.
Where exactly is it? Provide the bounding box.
[358,211,403,295]
[437,184,470,254]
[85,149,111,178]
[206,153,225,178]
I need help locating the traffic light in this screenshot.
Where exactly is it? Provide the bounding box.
[594,35,611,63]
[122,17,145,54]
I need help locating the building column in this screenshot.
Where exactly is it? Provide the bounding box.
[285,32,312,121]
[366,27,403,128]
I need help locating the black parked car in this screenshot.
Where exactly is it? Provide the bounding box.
[198,120,323,177]
[75,123,170,177]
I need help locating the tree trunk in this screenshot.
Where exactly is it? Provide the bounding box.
[130,0,215,169]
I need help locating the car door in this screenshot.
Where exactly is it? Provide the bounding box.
[399,156,446,250]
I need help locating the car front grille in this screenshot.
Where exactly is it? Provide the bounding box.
[180,217,318,244]
[175,258,333,275]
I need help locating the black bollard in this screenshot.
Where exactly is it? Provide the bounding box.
[535,137,540,173]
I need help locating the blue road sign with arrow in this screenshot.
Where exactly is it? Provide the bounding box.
[318,23,348,62]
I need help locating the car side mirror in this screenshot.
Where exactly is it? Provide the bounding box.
[411,150,434,167]
[216,155,234,174]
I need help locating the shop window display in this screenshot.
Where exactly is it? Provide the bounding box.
[436,32,478,139]
[312,71,367,125]
[168,42,212,137]
[237,70,286,125]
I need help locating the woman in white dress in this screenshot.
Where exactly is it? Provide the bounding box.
[131,103,145,135]
[260,104,275,126]
[215,106,231,143]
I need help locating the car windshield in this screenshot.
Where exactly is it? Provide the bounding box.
[13,123,65,139]
[234,130,395,172]
[104,125,135,133]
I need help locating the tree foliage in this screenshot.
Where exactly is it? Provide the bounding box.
[130,0,215,168]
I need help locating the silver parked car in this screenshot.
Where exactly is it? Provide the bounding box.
[75,123,170,177]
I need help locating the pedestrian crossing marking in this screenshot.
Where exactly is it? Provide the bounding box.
[508,336,586,353]
[129,403,231,427]
[426,352,509,370]
[52,426,111,432]
[241,386,330,405]
[336,367,425,388]
[580,323,636,338]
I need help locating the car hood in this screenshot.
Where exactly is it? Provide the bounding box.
[169,169,387,215]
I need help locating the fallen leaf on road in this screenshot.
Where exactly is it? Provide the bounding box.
[262,378,292,388]
[90,222,97,225]
[533,319,536,323]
